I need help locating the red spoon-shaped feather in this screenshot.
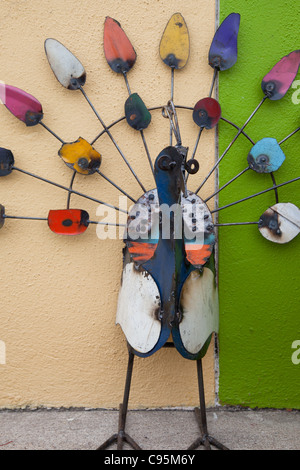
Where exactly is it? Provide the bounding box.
[104,17,137,74]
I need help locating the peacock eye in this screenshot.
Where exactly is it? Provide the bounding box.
[265,81,275,93]
[157,155,176,171]
[257,154,269,165]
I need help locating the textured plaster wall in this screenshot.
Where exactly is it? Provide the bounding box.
[0,0,217,408]
[218,0,300,408]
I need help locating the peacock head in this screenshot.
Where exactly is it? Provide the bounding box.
[154,146,187,205]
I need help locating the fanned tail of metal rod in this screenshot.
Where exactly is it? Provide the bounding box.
[79,86,146,193]
[211,176,300,214]
[91,107,258,147]
[12,166,128,214]
[91,106,256,147]
[39,122,65,144]
[204,166,250,203]
[96,169,136,203]
[195,96,267,194]
[67,171,76,209]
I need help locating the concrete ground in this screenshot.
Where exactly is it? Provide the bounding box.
[0,407,299,450]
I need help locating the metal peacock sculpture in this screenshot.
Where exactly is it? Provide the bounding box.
[0,12,299,450]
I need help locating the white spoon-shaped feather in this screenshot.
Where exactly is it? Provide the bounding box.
[44,38,86,90]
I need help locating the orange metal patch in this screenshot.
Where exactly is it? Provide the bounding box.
[185,244,212,267]
[128,241,157,263]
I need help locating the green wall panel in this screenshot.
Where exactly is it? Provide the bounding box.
[218,0,300,408]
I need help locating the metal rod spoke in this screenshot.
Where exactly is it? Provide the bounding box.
[91,106,257,146]
[67,170,76,209]
[170,67,175,145]
[91,106,175,145]
[209,69,218,98]
[12,166,128,214]
[3,215,48,221]
[96,169,136,203]
[123,72,131,95]
[3,215,125,228]
[214,221,259,226]
[140,130,155,179]
[191,127,204,160]
[196,96,267,194]
[79,86,146,193]
[91,115,126,145]
[204,166,250,202]
[39,122,65,144]
[270,172,279,204]
[279,126,300,145]
[211,176,300,214]
[220,117,255,145]
[88,220,126,227]
[185,127,204,184]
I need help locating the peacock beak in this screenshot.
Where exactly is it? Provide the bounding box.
[179,168,187,198]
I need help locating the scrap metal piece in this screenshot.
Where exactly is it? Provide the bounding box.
[116,259,162,355]
[124,93,151,131]
[44,38,86,90]
[0,148,14,176]
[159,13,189,69]
[118,146,218,360]
[261,50,300,100]
[0,205,5,229]
[182,191,216,268]
[258,202,300,243]
[103,17,137,74]
[247,137,286,173]
[0,83,43,126]
[48,209,89,235]
[178,267,219,356]
[58,137,101,175]
[126,189,159,264]
[193,97,221,129]
[208,12,240,71]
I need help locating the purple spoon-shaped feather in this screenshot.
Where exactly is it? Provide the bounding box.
[208,13,240,71]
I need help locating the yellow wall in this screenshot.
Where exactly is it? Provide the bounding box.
[0,0,217,408]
